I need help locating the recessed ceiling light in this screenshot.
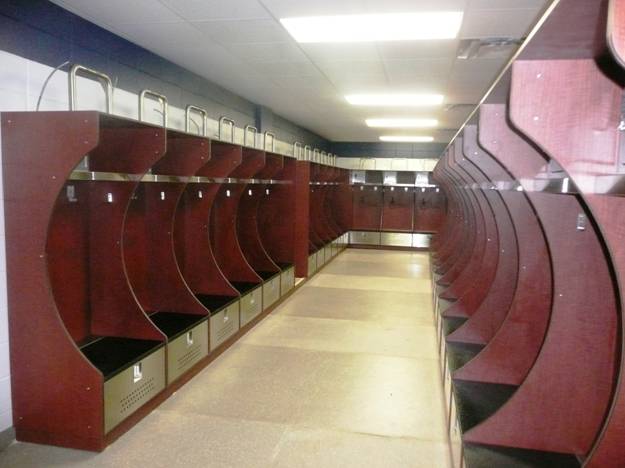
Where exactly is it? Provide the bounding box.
[345,94,444,107]
[366,118,438,128]
[280,12,463,43]
[380,136,435,143]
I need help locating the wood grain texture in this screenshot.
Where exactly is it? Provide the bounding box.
[510,57,625,466]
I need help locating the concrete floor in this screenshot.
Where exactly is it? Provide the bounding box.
[0,249,450,468]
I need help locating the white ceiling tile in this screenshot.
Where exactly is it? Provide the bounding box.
[52,0,182,25]
[159,0,270,20]
[252,61,321,77]
[377,40,459,60]
[325,73,389,91]
[460,8,541,39]
[116,22,207,48]
[317,60,385,76]
[222,42,309,62]
[269,74,334,90]
[300,43,379,62]
[448,57,507,84]
[260,0,368,18]
[383,58,454,80]
[193,19,293,44]
[468,0,548,10]
[362,0,467,13]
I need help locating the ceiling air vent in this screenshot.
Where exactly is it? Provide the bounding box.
[457,37,524,60]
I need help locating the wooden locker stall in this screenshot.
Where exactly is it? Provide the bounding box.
[123,124,211,386]
[431,0,625,466]
[174,140,243,352]
[2,111,168,451]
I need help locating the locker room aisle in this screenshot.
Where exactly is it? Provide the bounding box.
[0,249,450,468]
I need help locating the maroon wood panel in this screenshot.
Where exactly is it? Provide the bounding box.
[3,112,170,450]
[446,126,519,345]
[237,152,283,274]
[124,134,209,318]
[151,132,210,175]
[3,112,105,450]
[351,186,383,231]
[432,155,474,275]
[121,132,209,322]
[440,140,500,318]
[309,163,339,243]
[434,156,477,280]
[381,187,414,232]
[294,161,310,276]
[258,157,296,266]
[323,168,349,236]
[210,149,264,282]
[88,181,165,340]
[434,153,476,281]
[519,0,607,61]
[174,143,242,298]
[461,59,619,455]
[453,104,552,386]
[464,193,617,456]
[327,169,353,232]
[46,181,91,342]
[414,188,446,232]
[510,57,624,465]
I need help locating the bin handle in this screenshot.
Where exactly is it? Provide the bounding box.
[185,105,208,136]
[293,141,302,160]
[244,125,258,147]
[219,116,235,142]
[68,64,113,113]
[139,89,168,127]
[304,145,312,161]
[264,131,276,152]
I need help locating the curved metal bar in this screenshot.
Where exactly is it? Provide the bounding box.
[244,125,258,147]
[304,145,312,162]
[68,64,113,113]
[293,141,302,160]
[264,131,276,152]
[139,89,168,127]
[185,105,208,136]
[219,116,235,142]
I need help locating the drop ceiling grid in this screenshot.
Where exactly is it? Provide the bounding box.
[50,0,550,142]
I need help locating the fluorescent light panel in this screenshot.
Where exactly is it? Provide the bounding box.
[380,136,435,143]
[346,94,444,107]
[366,118,438,128]
[280,12,463,43]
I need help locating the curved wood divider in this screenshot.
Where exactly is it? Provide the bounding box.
[436,145,486,292]
[433,155,474,278]
[454,104,552,387]
[310,163,338,243]
[446,126,519,345]
[509,53,624,465]
[211,147,265,287]
[124,131,209,318]
[258,156,297,267]
[174,141,242,301]
[441,140,500,319]
[237,152,283,277]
